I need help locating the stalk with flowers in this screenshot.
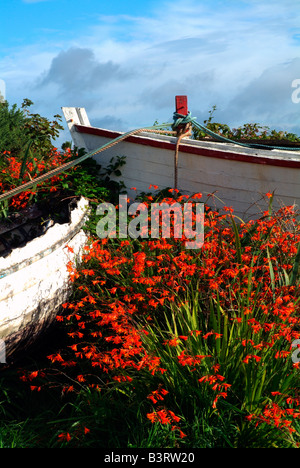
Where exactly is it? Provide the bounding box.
[20,187,300,447]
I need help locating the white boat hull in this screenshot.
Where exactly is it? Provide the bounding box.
[0,197,89,361]
[62,107,300,220]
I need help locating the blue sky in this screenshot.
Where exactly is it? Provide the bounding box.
[1,0,300,146]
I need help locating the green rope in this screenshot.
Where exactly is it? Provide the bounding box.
[172,111,300,152]
[172,111,197,130]
[194,121,300,151]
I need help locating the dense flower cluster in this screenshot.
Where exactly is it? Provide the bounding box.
[0,148,73,212]
[21,189,300,446]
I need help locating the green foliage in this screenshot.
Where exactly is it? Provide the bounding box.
[193,105,300,143]
[0,101,28,155]
[56,153,126,235]
[65,154,126,203]
[21,98,64,155]
[0,99,64,158]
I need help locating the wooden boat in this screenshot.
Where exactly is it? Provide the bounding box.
[0,197,89,362]
[62,104,300,221]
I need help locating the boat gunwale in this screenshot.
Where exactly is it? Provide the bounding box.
[74,124,300,169]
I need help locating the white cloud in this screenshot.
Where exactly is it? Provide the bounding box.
[2,0,300,142]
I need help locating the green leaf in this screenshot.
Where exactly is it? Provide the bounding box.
[19,140,34,182]
[290,242,300,286]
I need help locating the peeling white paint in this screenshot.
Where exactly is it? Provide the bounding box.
[0,197,89,358]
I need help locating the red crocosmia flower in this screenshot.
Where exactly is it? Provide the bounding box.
[243,354,261,364]
[58,433,71,442]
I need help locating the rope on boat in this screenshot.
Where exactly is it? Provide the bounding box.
[171,111,300,188]
[0,110,299,204]
[0,124,175,204]
[172,113,194,189]
[195,121,300,151]
[172,111,300,151]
